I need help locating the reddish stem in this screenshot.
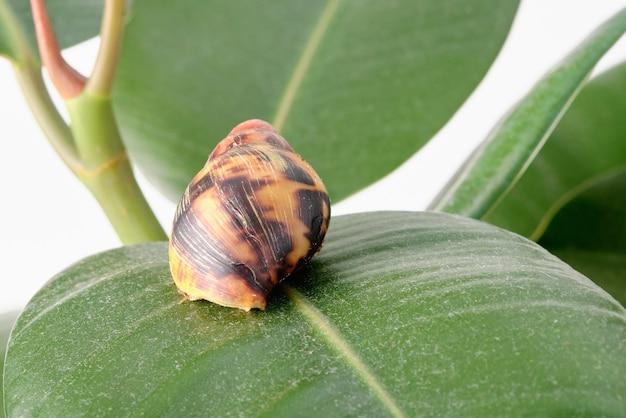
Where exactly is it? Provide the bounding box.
[30,0,86,99]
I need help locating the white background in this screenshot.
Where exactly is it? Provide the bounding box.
[2,0,626,314]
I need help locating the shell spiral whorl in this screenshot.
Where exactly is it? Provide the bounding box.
[168,119,331,311]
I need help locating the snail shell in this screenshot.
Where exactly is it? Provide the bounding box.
[168,119,331,311]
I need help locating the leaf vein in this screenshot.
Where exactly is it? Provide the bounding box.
[284,285,405,418]
[272,0,340,131]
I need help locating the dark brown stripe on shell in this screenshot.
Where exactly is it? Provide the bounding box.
[283,156,316,186]
[296,188,331,258]
[189,173,215,201]
[218,174,295,286]
[172,205,236,276]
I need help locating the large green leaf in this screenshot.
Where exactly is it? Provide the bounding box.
[0,0,103,62]
[112,0,519,202]
[5,212,625,416]
[538,168,626,306]
[539,168,626,253]
[484,61,626,239]
[550,249,626,309]
[479,61,626,300]
[430,7,626,218]
[0,312,18,418]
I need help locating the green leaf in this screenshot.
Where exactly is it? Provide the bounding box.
[0,311,19,418]
[112,0,519,202]
[485,62,626,238]
[0,1,19,60]
[538,168,626,306]
[5,212,626,416]
[539,168,626,253]
[549,249,626,309]
[480,61,626,303]
[0,0,103,62]
[430,7,626,218]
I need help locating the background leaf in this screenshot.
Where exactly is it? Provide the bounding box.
[0,0,103,62]
[430,7,626,218]
[484,61,626,238]
[482,62,626,300]
[538,168,626,306]
[112,0,519,202]
[0,1,19,60]
[5,212,626,416]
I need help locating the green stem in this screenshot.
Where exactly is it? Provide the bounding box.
[87,0,126,96]
[2,0,79,172]
[13,59,81,173]
[6,0,165,243]
[66,92,167,244]
[70,0,166,243]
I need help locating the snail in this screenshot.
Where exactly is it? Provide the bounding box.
[168,119,331,311]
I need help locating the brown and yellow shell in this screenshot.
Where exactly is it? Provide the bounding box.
[168,119,331,311]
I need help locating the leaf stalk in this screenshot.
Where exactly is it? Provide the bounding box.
[20,0,167,243]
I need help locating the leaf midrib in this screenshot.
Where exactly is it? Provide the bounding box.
[284,285,405,418]
[271,0,340,131]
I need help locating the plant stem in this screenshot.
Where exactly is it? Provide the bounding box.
[12,60,81,173]
[2,0,80,173]
[72,0,167,243]
[87,0,125,96]
[66,92,167,244]
[30,0,86,98]
[20,0,167,244]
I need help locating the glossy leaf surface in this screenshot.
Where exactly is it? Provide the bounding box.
[5,212,626,416]
[431,7,626,218]
[550,249,626,308]
[112,0,518,202]
[481,62,626,301]
[539,168,626,306]
[484,62,626,239]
